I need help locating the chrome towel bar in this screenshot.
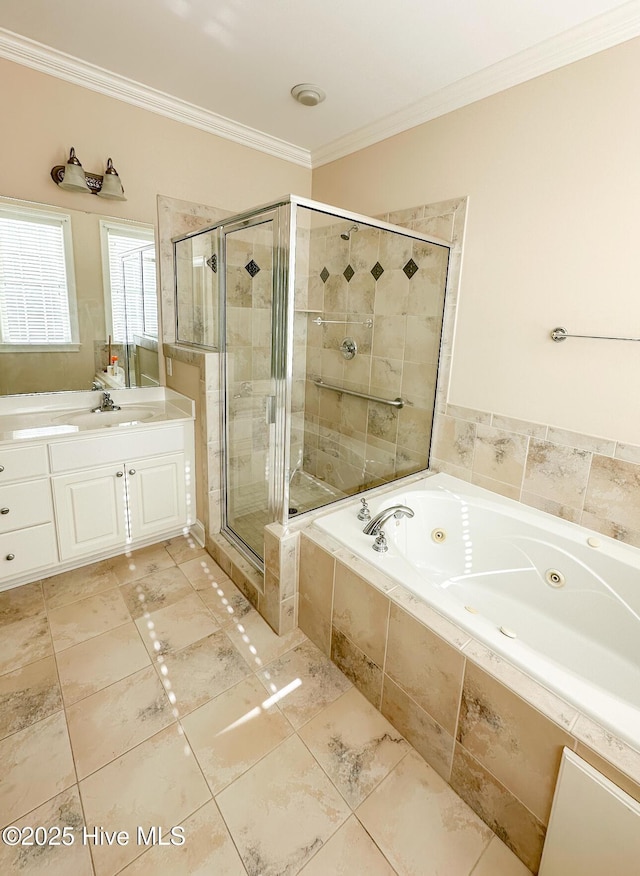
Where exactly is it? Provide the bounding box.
[313,378,405,408]
[551,326,640,343]
[311,316,373,328]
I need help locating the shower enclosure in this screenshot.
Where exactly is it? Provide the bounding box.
[173,196,451,569]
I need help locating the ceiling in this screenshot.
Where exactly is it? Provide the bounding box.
[1,0,639,167]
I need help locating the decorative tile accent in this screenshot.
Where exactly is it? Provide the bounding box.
[403,257,418,279]
[206,253,217,273]
[343,264,355,283]
[245,259,260,277]
[370,261,384,281]
[320,266,330,284]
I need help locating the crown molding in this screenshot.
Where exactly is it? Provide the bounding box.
[0,28,312,169]
[312,1,640,167]
[3,2,640,173]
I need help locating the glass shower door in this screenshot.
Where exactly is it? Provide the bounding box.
[222,214,277,561]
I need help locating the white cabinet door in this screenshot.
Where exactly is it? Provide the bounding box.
[52,464,128,560]
[127,453,187,541]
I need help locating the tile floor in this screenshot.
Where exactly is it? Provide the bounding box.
[0,536,532,876]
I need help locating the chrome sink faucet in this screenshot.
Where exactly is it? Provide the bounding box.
[92,391,121,413]
[362,504,415,552]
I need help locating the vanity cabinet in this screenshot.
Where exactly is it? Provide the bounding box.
[52,451,187,560]
[0,411,195,591]
[0,444,58,581]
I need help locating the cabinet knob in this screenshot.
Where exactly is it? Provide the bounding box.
[116,471,124,478]
[128,469,136,475]
[5,553,15,561]
[0,465,4,473]
[0,508,9,515]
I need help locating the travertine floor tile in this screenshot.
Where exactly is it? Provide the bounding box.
[42,560,119,610]
[299,687,408,808]
[471,835,533,875]
[0,581,45,627]
[67,665,175,779]
[157,629,251,715]
[163,533,207,565]
[134,592,219,657]
[224,608,306,670]
[217,734,350,876]
[109,543,175,587]
[0,711,75,828]
[0,656,62,740]
[0,539,530,876]
[118,799,246,875]
[0,786,93,876]
[0,611,52,675]
[356,749,492,876]
[196,576,253,627]
[258,639,352,729]
[48,589,130,652]
[79,725,211,876]
[56,622,151,705]
[119,566,194,620]
[299,815,396,875]
[176,554,229,589]
[182,675,293,794]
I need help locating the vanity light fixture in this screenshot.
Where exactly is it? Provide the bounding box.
[50,147,127,200]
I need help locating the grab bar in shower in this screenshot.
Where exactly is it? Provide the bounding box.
[311,316,374,328]
[551,326,640,343]
[313,378,405,408]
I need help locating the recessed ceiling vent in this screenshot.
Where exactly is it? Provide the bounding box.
[291,83,326,107]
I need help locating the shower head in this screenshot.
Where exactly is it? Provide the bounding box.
[340,224,359,241]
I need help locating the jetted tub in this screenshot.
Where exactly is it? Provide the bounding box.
[314,472,640,749]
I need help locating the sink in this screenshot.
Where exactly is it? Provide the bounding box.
[56,406,157,428]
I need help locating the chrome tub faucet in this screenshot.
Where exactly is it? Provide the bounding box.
[362,504,414,552]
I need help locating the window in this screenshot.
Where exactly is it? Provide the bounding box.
[100,221,156,343]
[0,206,79,350]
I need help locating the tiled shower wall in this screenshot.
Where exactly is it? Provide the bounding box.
[224,225,273,518]
[298,210,454,495]
[431,403,640,548]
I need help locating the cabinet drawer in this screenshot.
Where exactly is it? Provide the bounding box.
[0,444,48,483]
[0,480,52,533]
[49,424,186,473]
[0,523,58,580]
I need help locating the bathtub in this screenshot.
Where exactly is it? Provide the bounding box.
[314,472,640,749]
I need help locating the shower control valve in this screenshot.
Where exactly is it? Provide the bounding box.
[357,498,371,521]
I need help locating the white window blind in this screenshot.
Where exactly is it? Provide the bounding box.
[0,209,76,346]
[101,222,155,343]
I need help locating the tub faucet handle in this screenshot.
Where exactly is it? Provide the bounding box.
[357,498,371,521]
[372,530,388,553]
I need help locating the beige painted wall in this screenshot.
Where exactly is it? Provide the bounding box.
[0,57,310,226]
[313,37,640,445]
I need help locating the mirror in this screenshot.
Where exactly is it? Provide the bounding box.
[0,194,159,396]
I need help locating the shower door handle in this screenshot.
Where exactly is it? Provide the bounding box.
[265,396,276,425]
